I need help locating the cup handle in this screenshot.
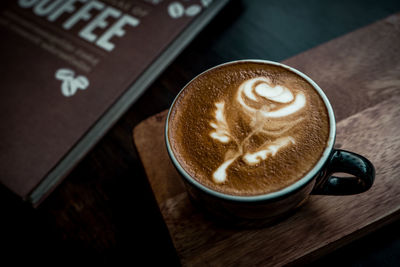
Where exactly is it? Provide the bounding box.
[311,149,375,195]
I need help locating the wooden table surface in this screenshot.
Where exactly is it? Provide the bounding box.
[1,0,400,265]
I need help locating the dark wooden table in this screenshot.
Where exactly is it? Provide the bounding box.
[2,0,400,265]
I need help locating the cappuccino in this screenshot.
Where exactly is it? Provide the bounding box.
[168,61,330,196]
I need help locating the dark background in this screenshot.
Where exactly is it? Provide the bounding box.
[2,0,400,265]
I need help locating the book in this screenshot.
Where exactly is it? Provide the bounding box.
[0,0,230,206]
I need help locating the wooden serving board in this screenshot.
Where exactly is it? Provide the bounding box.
[133,14,400,266]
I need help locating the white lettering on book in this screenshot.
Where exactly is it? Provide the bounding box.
[18,0,139,52]
[63,1,104,30]
[33,0,64,16]
[96,14,139,51]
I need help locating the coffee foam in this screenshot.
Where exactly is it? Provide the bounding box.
[209,75,306,184]
[168,62,330,196]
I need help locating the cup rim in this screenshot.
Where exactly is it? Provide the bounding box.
[165,59,336,202]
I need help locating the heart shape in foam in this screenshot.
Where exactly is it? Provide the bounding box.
[255,83,294,103]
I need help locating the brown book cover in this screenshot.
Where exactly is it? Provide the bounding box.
[0,0,229,205]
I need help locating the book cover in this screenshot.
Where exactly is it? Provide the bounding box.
[0,0,229,205]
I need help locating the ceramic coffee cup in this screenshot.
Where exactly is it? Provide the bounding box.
[165,60,375,224]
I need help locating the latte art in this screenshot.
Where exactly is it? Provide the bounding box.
[168,61,330,196]
[210,77,306,183]
[210,102,231,143]
[237,77,306,118]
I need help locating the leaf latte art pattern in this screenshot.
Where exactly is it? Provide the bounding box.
[209,77,306,184]
[210,102,231,143]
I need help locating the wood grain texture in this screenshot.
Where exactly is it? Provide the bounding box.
[133,110,183,204]
[133,14,400,266]
[283,14,400,121]
[133,96,400,267]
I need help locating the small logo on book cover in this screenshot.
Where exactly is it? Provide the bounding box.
[55,68,89,97]
[168,0,214,19]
